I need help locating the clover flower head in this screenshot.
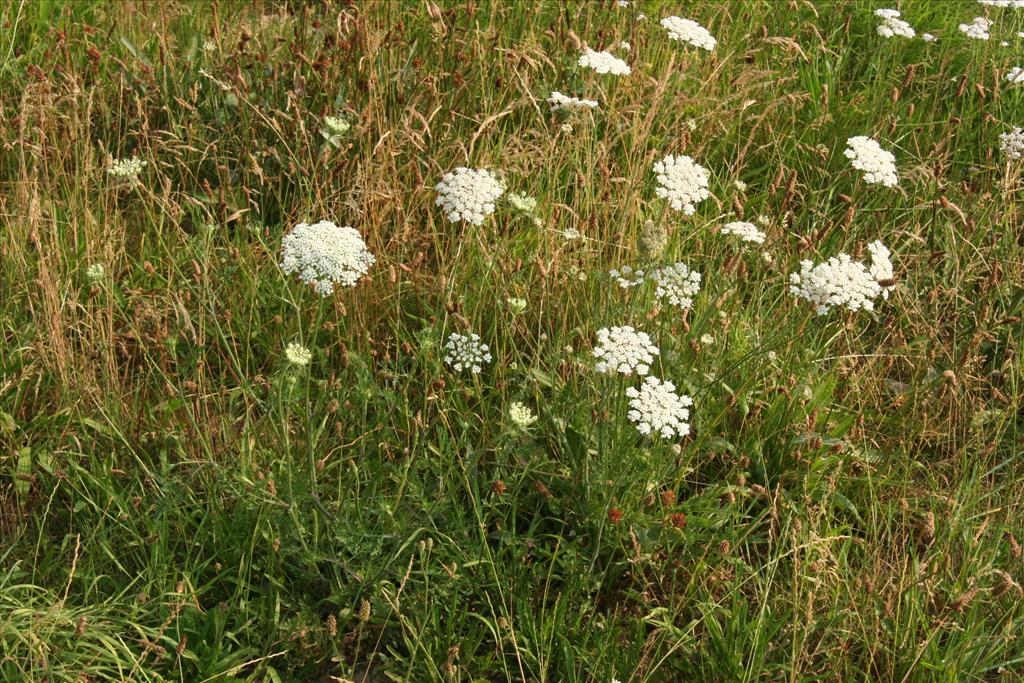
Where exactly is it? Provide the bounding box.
[660,16,717,50]
[593,326,659,376]
[626,377,693,438]
[578,48,632,76]
[721,221,767,244]
[1006,67,1024,83]
[609,264,646,289]
[959,17,992,40]
[280,221,375,296]
[874,9,916,38]
[86,263,106,282]
[999,126,1024,158]
[444,332,492,374]
[653,154,711,215]
[788,241,893,314]
[508,401,537,429]
[108,156,146,179]
[650,262,702,309]
[285,342,312,367]
[435,167,505,225]
[547,91,599,111]
[844,136,898,187]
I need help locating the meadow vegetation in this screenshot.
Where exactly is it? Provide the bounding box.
[1,0,1023,680]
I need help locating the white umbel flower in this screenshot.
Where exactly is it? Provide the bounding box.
[979,0,1024,7]
[108,156,146,179]
[788,241,893,314]
[280,221,375,296]
[959,17,992,40]
[593,326,659,376]
[922,33,936,42]
[1006,67,1024,83]
[999,127,1024,158]
[508,401,537,429]
[444,332,492,374]
[609,264,646,289]
[626,377,693,438]
[578,48,632,76]
[720,221,767,244]
[874,9,916,38]
[285,342,312,367]
[649,263,702,309]
[548,91,599,111]
[660,16,716,50]
[653,154,711,215]
[866,240,895,300]
[844,136,898,187]
[435,167,504,225]
[86,263,106,282]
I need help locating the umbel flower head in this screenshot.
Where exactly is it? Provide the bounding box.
[609,264,646,289]
[285,342,312,367]
[959,17,991,40]
[547,91,599,111]
[280,221,376,296]
[108,156,146,180]
[874,9,916,38]
[789,240,894,315]
[653,154,711,215]
[593,326,659,376]
[508,401,537,429]
[720,221,767,244]
[444,332,492,374]
[660,17,717,50]
[999,127,1024,158]
[1006,67,1024,84]
[844,136,898,187]
[626,377,693,438]
[435,167,505,225]
[578,48,631,76]
[649,262,702,309]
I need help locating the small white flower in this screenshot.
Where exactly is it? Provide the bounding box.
[660,16,717,50]
[700,333,715,345]
[508,401,537,429]
[922,33,936,42]
[874,9,916,38]
[844,136,898,187]
[619,41,631,51]
[959,17,992,40]
[626,377,693,438]
[547,91,599,111]
[507,296,527,314]
[867,240,895,300]
[649,262,701,309]
[616,0,629,6]
[108,156,146,180]
[609,264,645,289]
[202,39,217,52]
[86,263,106,282]
[720,220,767,244]
[1006,67,1024,83]
[506,192,537,214]
[637,13,647,20]
[285,342,312,367]
[559,122,574,134]
[561,227,582,241]
[280,221,375,296]
[578,48,631,76]
[593,326,659,376]
[435,168,505,225]
[733,179,748,192]
[979,0,1024,6]
[788,241,893,314]
[323,115,350,137]
[1000,126,1024,158]
[444,332,491,374]
[653,154,711,215]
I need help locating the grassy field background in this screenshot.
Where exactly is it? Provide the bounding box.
[1,0,1023,680]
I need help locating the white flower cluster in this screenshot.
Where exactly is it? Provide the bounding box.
[508,401,537,429]
[285,342,312,367]
[444,332,492,374]
[108,156,146,179]
[280,221,376,296]
[922,33,936,42]
[86,263,106,282]
[788,240,894,314]
[660,16,717,51]
[866,240,895,300]
[435,168,505,225]
[653,154,711,215]
[506,192,537,214]
[626,377,693,438]
[609,264,646,289]
[720,220,767,244]
[593,326,659,376]
[578,48,631,76]
[844,136,898,187]
[999,127,1024,158]
[650,263,702,309]
[1006,67,1024,83]
[874,9,916,38]
[959,17,992,40]
[979,0,1024,7]
[547,91,599,111]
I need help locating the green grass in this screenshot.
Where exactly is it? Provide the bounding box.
[1,0,1023,681]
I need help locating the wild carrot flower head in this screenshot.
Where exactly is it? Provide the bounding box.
[626,377,693,438]
[844,136,898,187]
[1006,67,1024,84]
[866,240,895,300]
[593,326,659,376]
[649,263,701,309]
[578,48,632,76]
[444,332,492,374]
[999,127,1024,158]
[653,154,711,215]
[959,17,992,40]
[280,221,376,296]
[660,17,716,50]
[874,9,916,38]
[435,168,505,225]
[788,241,893,314]
[609,265,646,289]
[508,401,537,429]
[547,91,599,111]
[285,342,312,367]
[86,263,106,282]
[720,221,767,244]
[108,156,146,180]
